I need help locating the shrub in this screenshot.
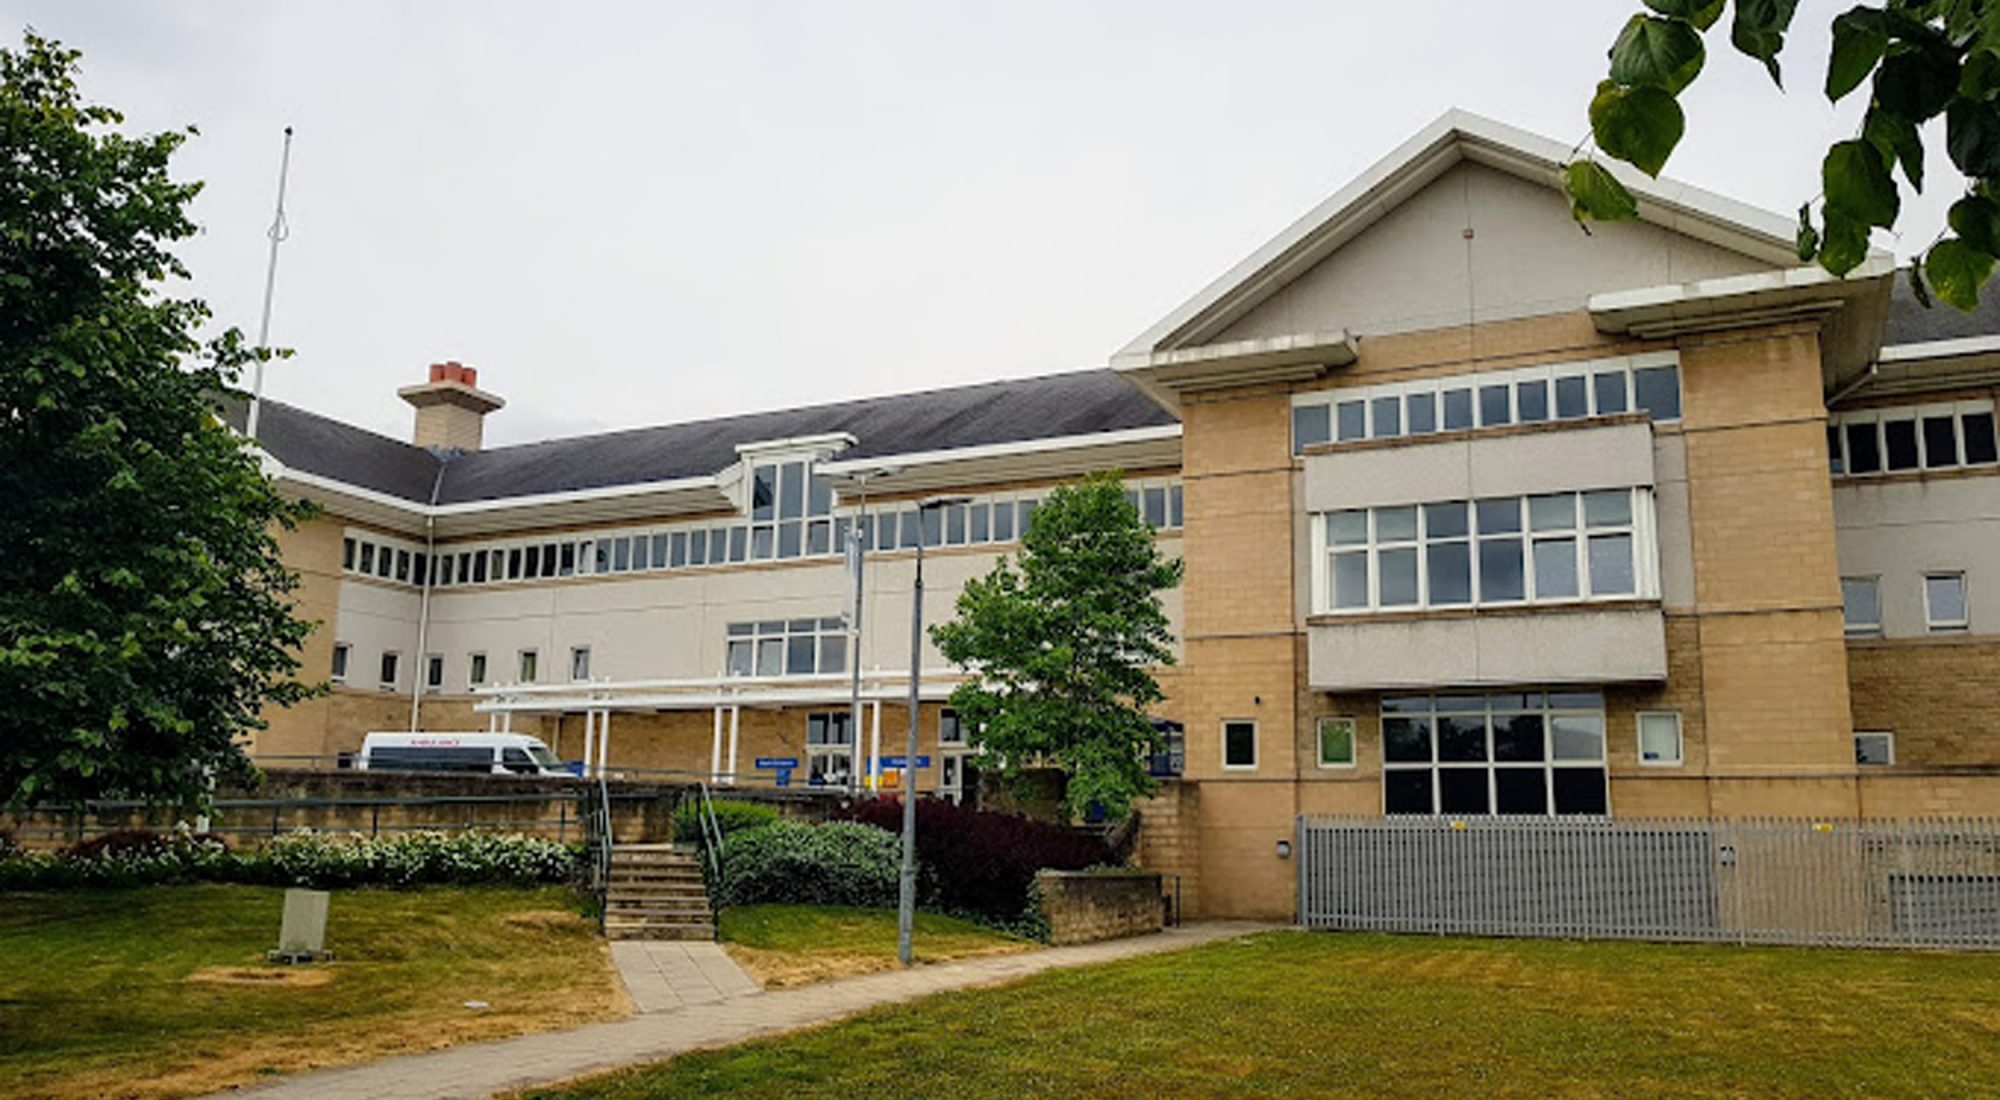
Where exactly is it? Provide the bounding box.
[672,799,780,847]
[715,821,898,909]
[842,798,1112,923]
[0,830,581,891]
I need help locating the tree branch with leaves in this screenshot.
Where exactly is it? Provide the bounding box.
[930,473,1183,821]
[1564,0,2000,309]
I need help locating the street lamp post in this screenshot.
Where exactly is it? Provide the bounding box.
[899,494,969,967]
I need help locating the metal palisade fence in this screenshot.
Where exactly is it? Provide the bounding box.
[1297,815,2000,950]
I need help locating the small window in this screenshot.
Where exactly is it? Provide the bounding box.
[1407,392,1438,434]
[359,542,376,574]
[1442,388,1474,431]
[939,708,964,745]
[1827,425,1845,475]
[1554,375,1589,419]
[1222,720,1257,770]
[1637,712,1682,766]
[379,651,400,690]
[1925,572,1969,632]
[1516,379,1550,423]
[424,654,444,693]
[1292,404,1331,454]
[1316,717,1356,768]
[330,643,350,683]
[342,538,357,570]
[1965,412,1999,465]
[1633,364,1681,421]
[1336,400,1367,442]
[1370,395,1402,438]
[1845,422,1882,474]
[1885,419,1920,470]
[1593,370,1629,415]
[394,549,411,582]
[1841,577,1881,636]
[1922,415,1959,468]
[468,652,487,687]
[1478,383,1511,427]
[570,646,591,681]
[518,649,539,683]
[1855,731,1894,767]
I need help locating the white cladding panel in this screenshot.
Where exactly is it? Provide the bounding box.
[1301,420,1657,512]
[1835,475,2000,636]
[1308,607,1667,691]
[1216,161,1770,343]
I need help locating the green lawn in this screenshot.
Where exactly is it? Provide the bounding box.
[0,884,623,1100]
[525,930,2000,1100]
[718,904,1033,988]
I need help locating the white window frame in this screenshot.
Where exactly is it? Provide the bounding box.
[424,653,444,694]
[1290,350,1682,454]
[1841,575,1883,637]
[1221,719,1258,771]
[570,646,592,681]
[1380,691,1610,817]
[1854,730,1895,767]
[1316,716,1357,769]
[1829,399,2000,476]
[1924,571,1970,633]
[1636,711,1683,767]
[1312,488,1658,615]
[378,650,400,691]
[330,642,350,684]
[518,648,539,683]
[805,710,856,787]
[468,651,487,687]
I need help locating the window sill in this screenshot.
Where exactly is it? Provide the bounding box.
[1307,596,1659,628]
[1832,463,1999,486]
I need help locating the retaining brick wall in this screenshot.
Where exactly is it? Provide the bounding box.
[1036,869,1164,946]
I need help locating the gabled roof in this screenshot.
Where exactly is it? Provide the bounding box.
[237,369,1177,514]
[1116,109,1805,363]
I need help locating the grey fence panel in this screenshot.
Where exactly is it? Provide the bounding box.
[1298,815,2000,951]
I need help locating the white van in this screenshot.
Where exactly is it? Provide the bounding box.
[356,732,571,777]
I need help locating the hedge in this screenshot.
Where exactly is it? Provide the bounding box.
[671,799,780,848]
[0,828,582,891]
[842,798,1112,923]
[714,821,898,909]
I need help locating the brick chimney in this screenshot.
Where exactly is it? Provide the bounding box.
[397,361,505,452]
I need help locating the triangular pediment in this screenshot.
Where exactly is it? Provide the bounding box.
[1116,111,1807,371]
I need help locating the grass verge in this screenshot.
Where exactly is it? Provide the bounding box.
[0,883,624,1100]
[719,904,1034,988]
[523,929,2000,1100]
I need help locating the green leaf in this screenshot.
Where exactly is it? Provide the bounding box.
[1818,208,1872,277]
[1589,81,1685,177]
[1947,98,2000,177]
[1609,14,1706,94]
[1827,7,1889,103]
[1875,46,1959,121]
[1863,108,1925,192]
[1562,160,1640,223]
[1732,0,1800,85]
[1960,48,2000,99]
[1908,261,1933,309]
[1949,195,2000,255]
[1925,238,1997,310]
[1796,204,1820,262]
[1643,0,1724,31]
[1823,139,1901,228]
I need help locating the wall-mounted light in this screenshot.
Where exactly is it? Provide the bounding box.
[1275,839,1292,859]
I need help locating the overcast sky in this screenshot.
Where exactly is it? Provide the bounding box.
[7,2,1955,446]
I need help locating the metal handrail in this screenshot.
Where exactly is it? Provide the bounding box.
[696,781,726,896]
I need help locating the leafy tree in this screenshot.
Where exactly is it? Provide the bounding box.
[931,472,1183,820]
[0,34,316,810]
[1563,1,2000,309]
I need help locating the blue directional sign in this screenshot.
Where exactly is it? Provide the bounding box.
[773,768,792,788]
[754,757,800,769]
[879,755,932,768]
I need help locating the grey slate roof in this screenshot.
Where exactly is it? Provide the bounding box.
[244,369,1178,506]
[1884,274,2000,346]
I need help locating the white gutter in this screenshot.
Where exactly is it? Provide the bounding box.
[1878,335,2000,363]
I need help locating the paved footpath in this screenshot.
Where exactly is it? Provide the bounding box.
[211,922,1278,1100]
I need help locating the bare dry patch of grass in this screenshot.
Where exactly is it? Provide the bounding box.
[717,905,1034,989]
[0,884,625,1100]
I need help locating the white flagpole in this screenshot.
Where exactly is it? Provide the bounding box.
[245,126,294,441]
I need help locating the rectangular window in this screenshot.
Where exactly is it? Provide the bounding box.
[507,547,524,580]
[1478,383,1511,427]
[1965,412,1999,464]
[395,549,411,583]
[1923,415,1959,468]
[725,618,848,677]
[940,708,964,745]
[1316,716,1356,768]
[330,643,350,683]
[1336,400,1367,442]
[1293,404,1331,453]
[425,653,444,692]
[342,538,357,570]
[1854,731,1894,766]
[570,646,591,681]
[805,711,855,787]
[1637,711,1682,766]
[1516,379,1550,423]
[376,545,393,579]
[1842,576,1881,636]
[1845,421,1882,474]
[945,503,968,544]
[1885,418,1920,470]
[518,649,538,683]
[1382,692,1607,816]
[1371,395,1401,438]
[1555,375,1590,419]
[1143,487,1168,529]
[379,651,399,690]
[1442,388,1474,431]
[969,503,991,542]
[1632,364,1681,421]
[752,465,777,521]
[1592,370,1628,415]
[1222,720,1257,769]
[778,462,805,520]
[1827,424,1846,475]
[1407,392,1438,434]
[468,652,487,687]
[358,542,375,574]
[1925,572,1969,632]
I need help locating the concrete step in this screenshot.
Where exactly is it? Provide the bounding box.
[606,894,711,911]
[608,865,706,878]
[607,889,710,905]
[604,918,715,941]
